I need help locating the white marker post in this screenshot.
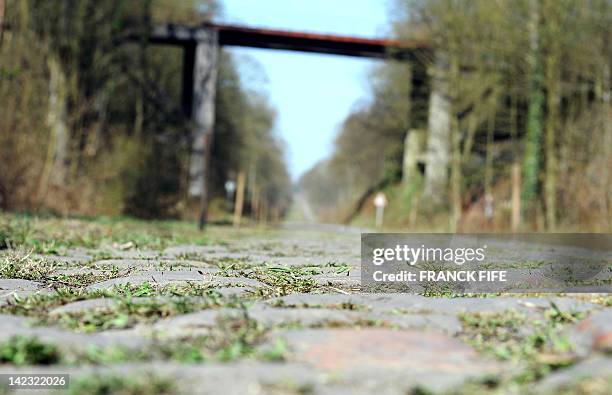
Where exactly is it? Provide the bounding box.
[224,180,236,210]
[373,192,388,229]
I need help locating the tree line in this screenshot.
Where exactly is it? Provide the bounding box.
[0,0,291,222]
[300,0,611,231]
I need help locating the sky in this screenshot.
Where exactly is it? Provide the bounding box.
[218,0,391,180]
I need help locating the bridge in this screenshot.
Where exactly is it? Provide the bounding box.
[150,23,428,58]
[143,23,440,229]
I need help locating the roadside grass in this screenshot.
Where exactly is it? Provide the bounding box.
[458,302,587,388]
[0,214,215,253]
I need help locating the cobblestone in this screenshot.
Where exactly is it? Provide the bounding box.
[0,225,609,394]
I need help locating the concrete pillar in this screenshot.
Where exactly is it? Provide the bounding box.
[409,58,430,131]
[423,67,451,205]
[186,28,218,228]
[402,129,425,185]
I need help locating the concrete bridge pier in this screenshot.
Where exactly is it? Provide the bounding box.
[423,65,451,207]
[404,56,451,209]
[146,23,430,229]
[183,28,219,229]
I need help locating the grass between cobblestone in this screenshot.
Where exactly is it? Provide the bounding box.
[0,336,62,365]
[428,374,612,395]
[0,248,128,288]
[448,303,590,393]
[68,373,178,395]
[0,307,285,367]
[1,284,244,331]
[1,214,611,394]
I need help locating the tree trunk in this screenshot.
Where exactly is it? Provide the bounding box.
[602,63,611,227]
[449,115,461,231]
[448,55,461,231]
[484,112,495,197]
[483,111,496,227]
[521,0,544,217]
[510,92,521,231]
[544,53,559,230]
[0,0,5,47]
[46,56,70,187]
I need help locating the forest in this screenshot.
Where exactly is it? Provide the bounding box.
[0,0,291,223]
[300,0,611,232]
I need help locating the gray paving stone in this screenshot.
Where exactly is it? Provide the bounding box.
[211,286,252,297]
[49,298,117,315]
[0,278,48,306]
[104,249,163,259]
[271,293,376,308]
[160,260,221,269]
[0,314,150,350]
[314,275,361,287]
[271,294,599,333]
[151,309,224,337]
[151,306,369,339]
[346,294,599,316]
[40,249,93,265]
[379,313,463,334]
[87,271,261,290]
[163,245,228,257]
[268,296,463,334]
[49,294,242,317]
[265,255,359,267]
[0,362,321,395]
[152,302,462,340]
[89,258,157,269]
[53,267,107,276]
[276,328,505,393]
[569,310,612,356]
[90,258,220,271]
[249,305,370,327]
[0,278,42,291]
[534,356,612,393]
[209,276,265,287]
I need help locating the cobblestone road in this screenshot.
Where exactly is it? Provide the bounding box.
[0,223,610,394]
